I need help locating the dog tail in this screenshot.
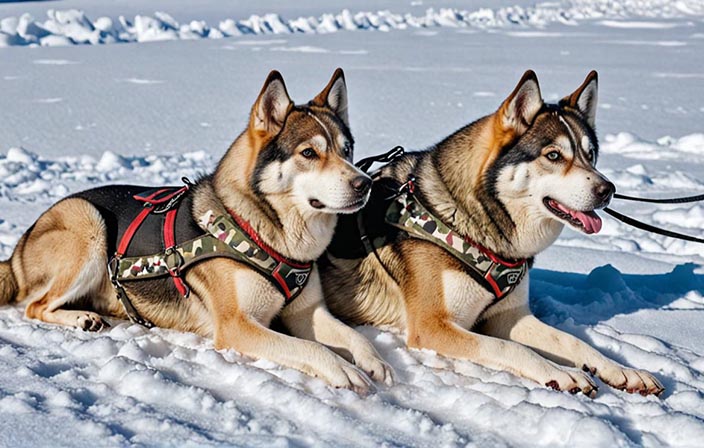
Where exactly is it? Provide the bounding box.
[0,260,18,305]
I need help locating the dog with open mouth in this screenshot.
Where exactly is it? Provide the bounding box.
[321,70,664,397]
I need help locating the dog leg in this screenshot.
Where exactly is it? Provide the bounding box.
[215,312,373,393]
[19,199,112,331]
[393,244,596,394]
[409,315,597,395]
[26,299,109,331]
[282,268,394,386]
[189,261,373,393]
[482,311,664,396]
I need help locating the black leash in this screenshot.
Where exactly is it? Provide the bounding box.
[613,192,704,205]
[607,190,704,244]
[605,190,704,244]
[603,207,704,244]
[355,146,408,285]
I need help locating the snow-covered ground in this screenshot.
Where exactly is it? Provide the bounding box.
[1,1,703,446]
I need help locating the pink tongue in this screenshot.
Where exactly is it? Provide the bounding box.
[555,203,603,234]
[572,210,602,234]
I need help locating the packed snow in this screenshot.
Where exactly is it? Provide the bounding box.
[1,0,704,446]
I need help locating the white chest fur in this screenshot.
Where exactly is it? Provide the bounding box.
[441,270,496,328]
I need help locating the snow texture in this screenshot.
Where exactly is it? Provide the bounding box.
[1,0,704,446]
[1,0,704,48]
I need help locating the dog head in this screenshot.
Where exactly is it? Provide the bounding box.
[242,68,371,215]
[484,71,614,251]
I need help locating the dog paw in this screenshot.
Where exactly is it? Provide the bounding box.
[333,362,375,395]
[318,356,374,395]
[76,312,110,332]
[598,365,664,397]
[354,352,395,387]
[545,367,598,398]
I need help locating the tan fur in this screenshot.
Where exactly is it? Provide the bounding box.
[0,261,17,305]
[323,71,664,397]
[2,69,393,392]
[14,198,117,329]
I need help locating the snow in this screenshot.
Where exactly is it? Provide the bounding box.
[1,0,704,48]
[1,0,704,446]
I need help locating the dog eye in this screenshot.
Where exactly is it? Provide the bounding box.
[586,150,594,161]
[546,151,561,161]
[301,148,317,159]
[343,142,352,157]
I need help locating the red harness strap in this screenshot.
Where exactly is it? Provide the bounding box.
[115,188,171,257]
[163,208,189,297]
[227,208,312,301]
[114,185,191,297]
[227,209,311,269]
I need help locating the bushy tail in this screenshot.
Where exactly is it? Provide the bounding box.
[0,260,18,305]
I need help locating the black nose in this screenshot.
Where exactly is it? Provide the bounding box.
[350,175,372,194]
[594,181,615,203]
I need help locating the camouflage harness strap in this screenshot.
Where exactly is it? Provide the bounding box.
[384,188,527,301]
[112,213,313,314]
[352,147,526,302]
[107,180,313,327]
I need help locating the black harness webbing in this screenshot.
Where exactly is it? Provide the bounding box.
[76,180,313,327]
[105,182,192,327]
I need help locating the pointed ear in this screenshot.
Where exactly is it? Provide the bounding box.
[312,68,349,128]
[251,70,292,135]
[561,70,598,128]
[499,70,543,135]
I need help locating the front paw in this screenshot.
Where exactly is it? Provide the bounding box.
[318,355,374,395]
[355,351,395,387]
[595,365,664,396]
[544,366,599,398]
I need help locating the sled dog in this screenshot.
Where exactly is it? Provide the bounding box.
[321,70,663,396]
[0,69,393,392]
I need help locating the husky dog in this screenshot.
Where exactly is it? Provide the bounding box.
[0,69,393,392]
[321,71,664,396]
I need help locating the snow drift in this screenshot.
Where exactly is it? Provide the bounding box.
[2,0,704,48]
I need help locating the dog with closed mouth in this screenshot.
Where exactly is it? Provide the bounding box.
[321,70,664,397]
[0,69,393,392]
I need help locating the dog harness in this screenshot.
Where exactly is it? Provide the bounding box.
[105,182,312,327]
[328,147,527,303]
[384,185,527,300]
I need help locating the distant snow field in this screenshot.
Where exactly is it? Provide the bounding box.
[1,0,704,446]
[0,0,703,48]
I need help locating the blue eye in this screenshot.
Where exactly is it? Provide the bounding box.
[301,148,317,159]
[546,151,561,161]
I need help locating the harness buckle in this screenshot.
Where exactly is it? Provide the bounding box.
[399,175,416,195]
[164,247,184,275]
[406,176,416,194]
[163,246,190,297]
[484,262,526,301]
[106,255,154,328]
[108,256,120,285]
